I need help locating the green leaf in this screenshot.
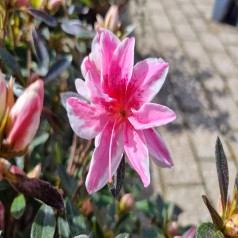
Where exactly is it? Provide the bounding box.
[202,195,223,229]
[57,165,77,196]
[57,216,70,238]
[0,49,22,79]
[61,20,94,39]
[31,26,49,76]
[74,235,89,238]
[196,223,225,238]
[142,227,165,238]
[31,204,56,238]
[29,133,49,150]
[215,137,229,216]
[65,198,87,237]
[27,8,57,27]
[10,194,26,219]
[115,233,130,238]
[44,55,72,82]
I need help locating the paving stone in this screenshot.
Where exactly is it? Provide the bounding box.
[151,15,173,32]
[166,185,210,226]
[199,33,225,53]
[227,77,238,103]
[202,73,225,93]
[156,32,180,50]
[218,32,238,47]
[226,46,238,66]
[183,41,210,63]
[160,0,179,10]
[180,4,200,18]
[189,18,208,32]
[146,1,164,15]
[194,5,213,19]
[189,127,219,159]
[159,131,201,185]
[167,9,187,24]
[211,53,238,77]
[211,92,238,131]
[174,24,197,41]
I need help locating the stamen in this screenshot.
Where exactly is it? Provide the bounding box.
[108,119,117,183]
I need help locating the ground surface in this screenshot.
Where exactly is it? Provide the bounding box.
[129,0,238,226]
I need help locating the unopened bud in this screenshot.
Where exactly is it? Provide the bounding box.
[27,163,41,178]
[105,5,119,33]
[119,193,134,212]
[0,72,7,123]
[168,221,179,237]
[80,199,93,217]
[0,158,11,181]
[5,80,44,152]
[224,215,238,237]
[47,0,62,11]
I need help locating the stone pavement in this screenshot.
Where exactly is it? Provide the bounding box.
[129,0,238,226]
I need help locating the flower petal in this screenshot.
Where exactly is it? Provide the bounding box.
[100,29,120,78]
[128,103,176,130]
[75,78,90,101]
[123,123,150,187]
[143,128,173,168]
[66,97,107,140]
[128,58,168,103]
[106,37,135,96]
[81,57,101,95]
[86,121,124,193]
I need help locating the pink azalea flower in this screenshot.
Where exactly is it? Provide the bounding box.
[66,29,176,194]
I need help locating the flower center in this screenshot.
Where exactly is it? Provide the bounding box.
[120,109,126,118]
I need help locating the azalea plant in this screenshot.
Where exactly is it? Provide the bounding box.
[0,0,232,237]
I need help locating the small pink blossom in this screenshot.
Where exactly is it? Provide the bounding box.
[5,80,44,152]
[66,29,176,193]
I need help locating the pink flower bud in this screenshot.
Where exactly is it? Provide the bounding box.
[0,158,11,181]
[168,221,179,237]
[47,0,62,11]
[0,73,7,123]
[119,193,135,212]
[10,165,26,176]
[5,80,44,152]
[0,202,5,230]
[14,0,30,8]
[27,163,41,178]
[105,5,119,33]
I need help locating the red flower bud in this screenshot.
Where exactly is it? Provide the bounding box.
[5,80,44,152]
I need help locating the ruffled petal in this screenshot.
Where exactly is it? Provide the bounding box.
[128,103,176,130]
[105,37,135,96]
[86,121,124,193]
[66,97,107,140]
[143,128,173,168]
[123,123,150,187]
[128,58,168,103]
